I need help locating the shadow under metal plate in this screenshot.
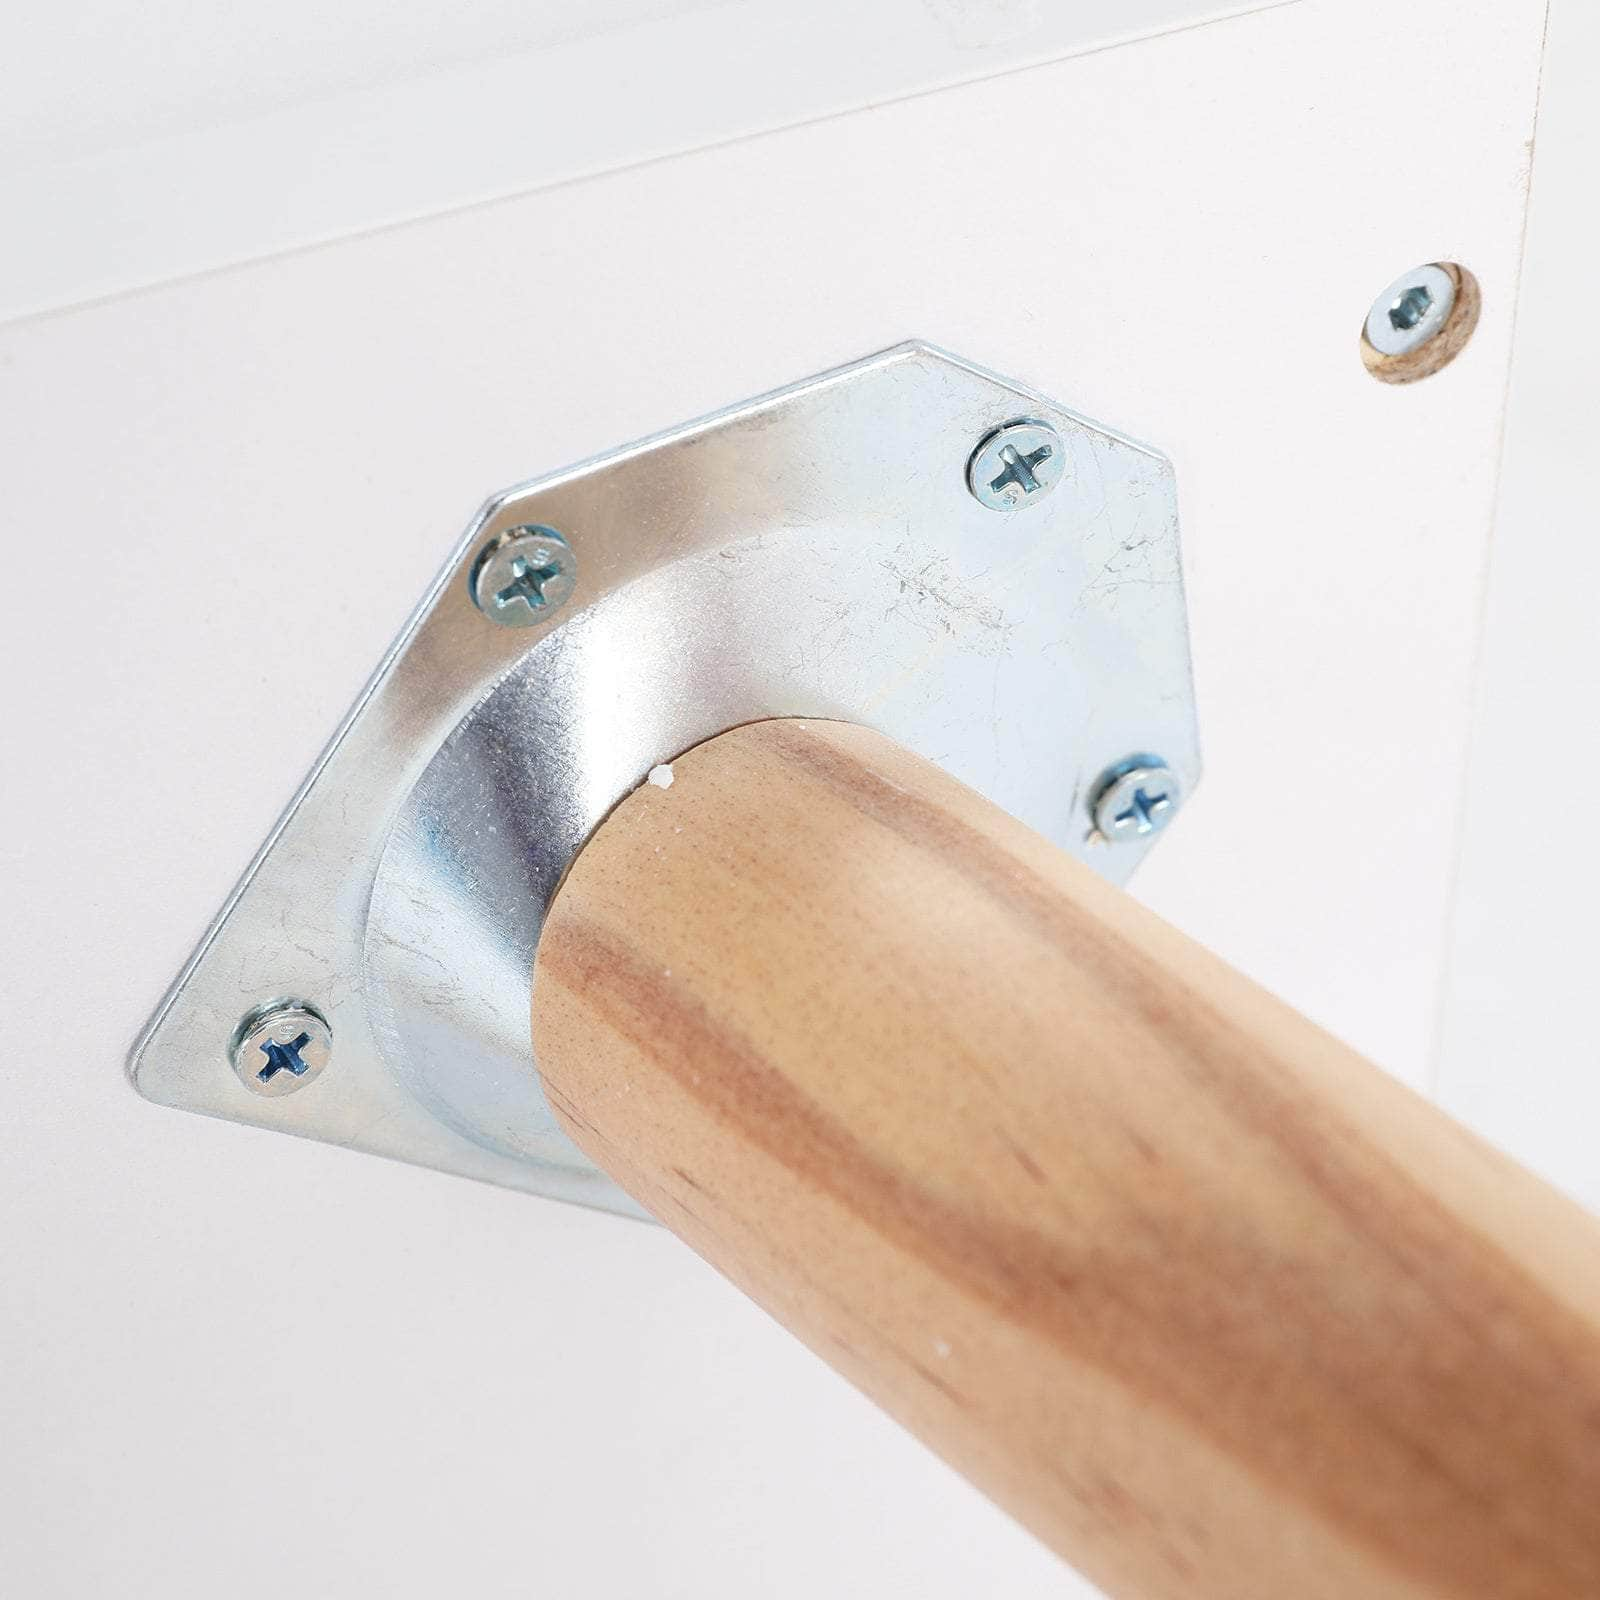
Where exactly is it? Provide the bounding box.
[131,342,1200,1216]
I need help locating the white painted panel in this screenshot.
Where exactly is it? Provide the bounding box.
[2,0,726,160]
[0,0,1547,1595]
[0,0,1296,323]
[1437,0,1599,1211]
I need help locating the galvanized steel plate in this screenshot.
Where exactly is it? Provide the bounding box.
[131,342,1199,1214]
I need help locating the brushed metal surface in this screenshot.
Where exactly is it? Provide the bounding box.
[131,342,1198,1213]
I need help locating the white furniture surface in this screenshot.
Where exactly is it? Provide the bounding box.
[0,2,1569,1594]
[1436,0,1600,1215]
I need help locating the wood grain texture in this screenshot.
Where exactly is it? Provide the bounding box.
[532,719,1600,1600]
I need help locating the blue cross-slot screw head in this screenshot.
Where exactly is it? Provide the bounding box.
[470,526,577,626]
[257,1031,313,1083]
[1090,760,1183,845]
[493,554,567,614]
[230,1003,332,1098]
[967,420,1066,512]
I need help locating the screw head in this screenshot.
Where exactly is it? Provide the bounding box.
[229,1001,332,1098]
[1363,263,1457,358]
[967,420,1065,512]
[470,526,577,626]
[1091,760,1182,843]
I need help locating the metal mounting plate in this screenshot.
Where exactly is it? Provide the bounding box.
[131,342,1199,1215]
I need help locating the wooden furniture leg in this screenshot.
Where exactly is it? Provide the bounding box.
[533,718,1600,1600]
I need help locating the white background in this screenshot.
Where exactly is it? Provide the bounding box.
[0,0,1291,321]
[0,1,1587,1596]
[1435,0,1600,1215]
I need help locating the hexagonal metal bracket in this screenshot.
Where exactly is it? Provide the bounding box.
[130,342,1200,1217]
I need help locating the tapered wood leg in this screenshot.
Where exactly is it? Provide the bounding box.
[533,718,1600,1600]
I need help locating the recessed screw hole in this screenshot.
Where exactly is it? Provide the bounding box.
[495,555,566,613]
[1388,285,1434,332]
[989,440,1054,501]
[257,1031,313,1082]
[1111,787,1173,837]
